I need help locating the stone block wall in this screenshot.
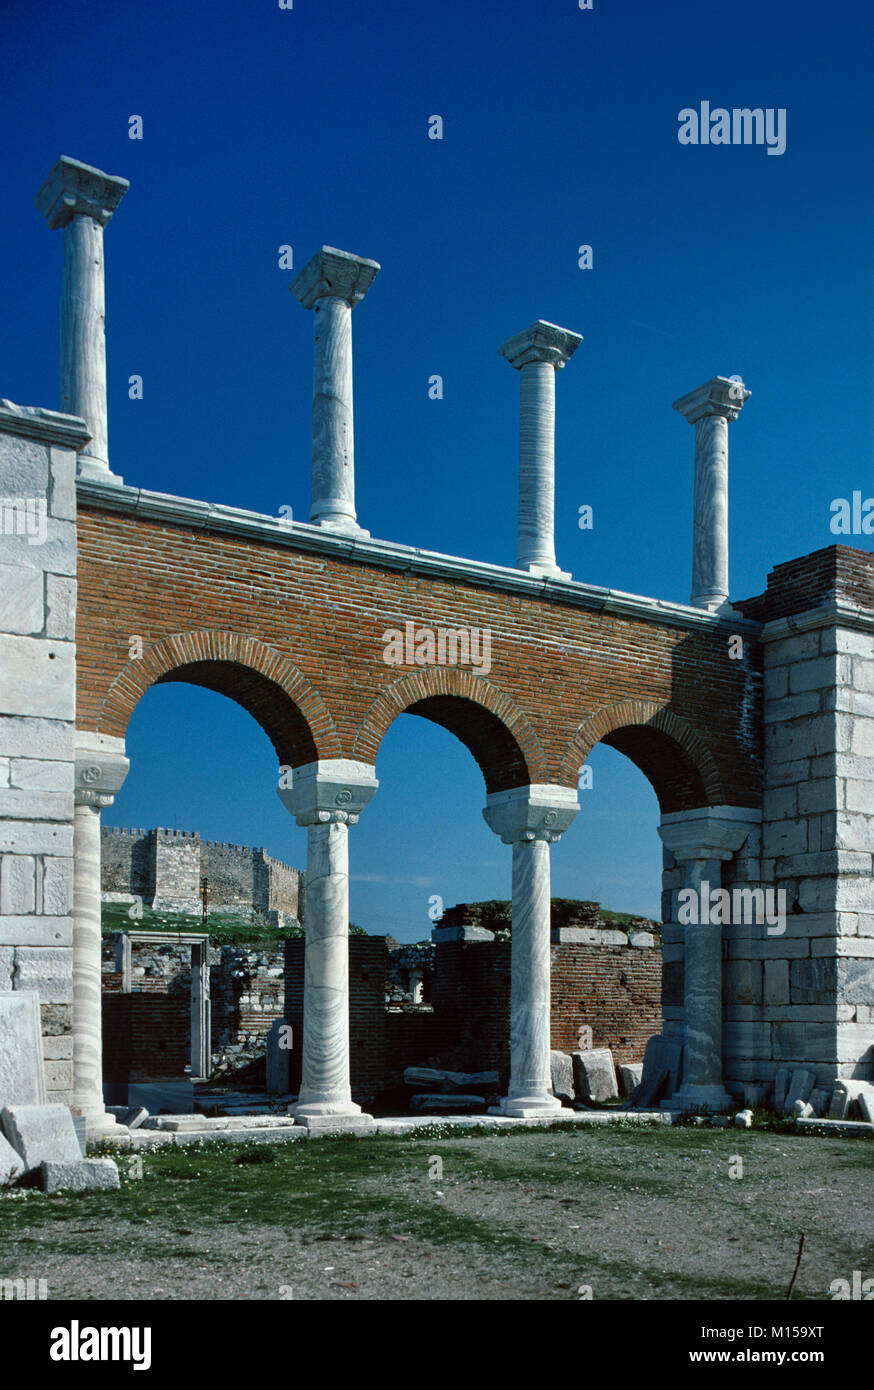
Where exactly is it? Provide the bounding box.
[0,403,85,1104]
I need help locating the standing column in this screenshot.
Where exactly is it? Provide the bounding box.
[73,734,129,1134]
[279,759,378,1133]
[498,320,582,580]
[672,376,750,611]
[483,784,579,1117]
[659,806,761,1113]
[290,246,380,535]
[35,156,129,485]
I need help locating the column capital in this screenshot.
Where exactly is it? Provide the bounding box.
[672,375,750,425]
[290,246,380,310]
[35,156,129,231]
[278,758,378,827]
[483,783,579,844]
[498,320,582,371]
[659,805,761,862]
[74,731,129,808]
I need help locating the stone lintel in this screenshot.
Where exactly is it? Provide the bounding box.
[659,805,762,862]
[498,320,582,371]
[35,156,129,231]
[74,731,129,807]
[290,246,380,310]
[483,783,580,844]
[672,376,751,424]
[278,758,378,826]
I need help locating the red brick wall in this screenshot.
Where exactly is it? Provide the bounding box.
[75,507,762,810]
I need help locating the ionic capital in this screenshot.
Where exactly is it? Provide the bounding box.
[290,246,380,310]
[278,759,378,827]
[74,731,129,808]
[498,320,582,371]
[35,156,129,231]
[672,376,750,425]
[483,783,579,845]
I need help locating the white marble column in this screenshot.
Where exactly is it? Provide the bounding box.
[73,733,129,1134]
[278,759,378,1132]
[672,376,750,611]
[483,784,579,1117]
[35,156,129,485]
[659,806,761,1114]
[498,320,582,580]
[290,246,380,536]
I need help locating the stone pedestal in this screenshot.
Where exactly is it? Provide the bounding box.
[499,320,582,580]
[659,806,761,1113]
[483,784,579,1116]
[672,376,750,611]
[72,733,129,1134]
[35,156,129,485]
[291,247,379,536]
[279,760,378,1130]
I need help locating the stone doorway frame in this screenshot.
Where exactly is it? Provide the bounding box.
[114,931,212,1081]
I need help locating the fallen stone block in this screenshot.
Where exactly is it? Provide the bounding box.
[125,1106,149,1130]
[550,1051,575,1103]
[783,1069,815,1114]
[808,1088,830,1118]
[857,1084,874,1126]
[772,1065,792,1111]
[829,1081,866,1119]
[0,1131,23,1184]
[794,1100,814,1118]
[0,990,47,1107]
[403,1067,499,1094]
[40,1158,120,1193]
[631,1035,682,1108]
[572,1048,618,1103]
[409,1094,486,1114]
[0,1103,80,1170]
[618,1063,643,1097]
[734,1109,753,1129]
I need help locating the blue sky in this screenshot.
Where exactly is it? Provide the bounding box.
[2,0,871,937]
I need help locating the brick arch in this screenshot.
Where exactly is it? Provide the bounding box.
[353,669,548,793]
[559,700,725,813]
[94,630,342,767]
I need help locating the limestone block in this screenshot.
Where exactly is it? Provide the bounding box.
[0,716,72,761]
[734,1109,753,1128]
[772,1022,838,1062]
[0,1130,23,1184]
[829,1080,870,1118]
[783,1069,816,1113]
[858,1086,874,1125]
[408,1094,486,1114]
[0,856,35,915]
[763,631,819,666]
[0,949,12,988]
[808,1087,831,1117]
[764,959,790,1006]
[0,917,72,948]
[572,1047,617,1102]
[41,858,72,916]
[789,656,838,694]
[48,447,77,521]
[763,820,808,859]
[797,779,840,816]
[846,779,874,813]
[0,788,72,820]
[790,957,837,1004]
[772,1065,792,1110]
[0,635,74,720]
[794,1100,814,1118]
[40,1158,119,1193]
[629,931,655,948]
[0,564,43,635]
[841,958,874,1005]
[10,759,70,792]
[724,959,762,1005]
[767,759,812,787]
[12,947,72,1002]
[550,1050,575,1103]
[618,1062,643,1096]
[764,693,820,723]
[631,1035,682,1106]
[0,1102,80,1169]
[0,990,46,1106]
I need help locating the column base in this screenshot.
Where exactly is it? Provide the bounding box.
[518,562,571,581]
[309,517,370,538]
[77,1110,120,1138]
[293,1108,376,1136]
[76,455,124,486]
[489,1093,564,1120]
[661,1084,734,1115]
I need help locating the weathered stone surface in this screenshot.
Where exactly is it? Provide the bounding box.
[784,1069,816,1113]
[0,990,46,1106]
[409,1094,486,1114]
[618,1063,643,1096]
[631,1035,683,1107]
[550,1051,575,1103]
[0,1130,23,1184]
[856,1083,874,1125]
[403,1067,500,1094]
[808,1087,831,1117]
[266,1018,292,1095]
[40,1158,120,1193]
[0,1102,80,1169]
[572,1048,618,1103]
[734,1109,753,1129]
[772,1065,792,1110]
[794,1099,814,1118]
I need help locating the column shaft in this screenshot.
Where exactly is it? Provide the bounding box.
[311,296,356,527]
[680,856,725,1091]
[297,818,358,1113]
[518,361,557,571]
[72,802,108,1125]
[506,837,558,1110]
[691,415,729,607]
[61,215,109,469]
